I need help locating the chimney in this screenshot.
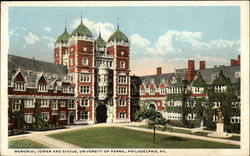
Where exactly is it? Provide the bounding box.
[186,60,196,82]
[157,67,162,75]
[200,61,206,70]
[231,59,237,66]
[237,55,240,65]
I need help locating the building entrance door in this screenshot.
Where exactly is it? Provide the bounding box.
[69,113,75,124]
[96,104,107,123]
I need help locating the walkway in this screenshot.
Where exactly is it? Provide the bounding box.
[9,122,240,148]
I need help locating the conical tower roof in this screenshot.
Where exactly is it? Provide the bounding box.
[94,32,106,48]
[56,27,69,44]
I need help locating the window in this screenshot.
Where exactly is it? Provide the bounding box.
[99,75,108,83]
[83,47,87,52]
[160,88,166,94]
[24,114,35,123]
[71,47,74,52]
[80,73,90,82]
[53,74,57,79]
[82,58,88,65]
[214,86,227,92]
[235,71,240,78]
[120,61,125,68]
[24,99,35,108]
[81,99,89,107]
[118,76,127,84]
[213,101,221,108]
[70,58,74,66]
[121,51,124,56]
[231,101,240,108]
[28,71,34,77]
[149,88,155,94]
[99,86,107,94]
[186,113,196,120]
[80,111,88,120]
[40,100,49,107]
[60,112,66,120]
[80,86,90,94]
[193,87,204,93]
[118,87,127,95]
[69,86,75,93]
[230,116,240,123]
[61,100,66,107]
[140,89,145,95]
[212,115,218,122]
[13,82,25,91]
[38,84,47,92]
[51,100,58,110]
[12,99,21,111]
[119,100,126,107]
[68,100,75,109]
[212,73,219,79]
[41,113,49,121]
[119,112,126,119]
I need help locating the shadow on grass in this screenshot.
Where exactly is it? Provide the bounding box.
[156,136,187,144]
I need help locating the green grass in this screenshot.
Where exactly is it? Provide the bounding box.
[48,127,239,148]
[138,125,240,141]
[9,139,48,148]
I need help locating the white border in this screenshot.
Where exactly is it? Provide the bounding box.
[1,1,249,156]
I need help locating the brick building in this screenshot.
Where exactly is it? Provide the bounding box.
[8,19,240,132]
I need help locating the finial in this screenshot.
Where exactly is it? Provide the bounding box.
[64,19,67,32]
[80,9,83,24]
[99,26,101,37]
[117,17,119,30]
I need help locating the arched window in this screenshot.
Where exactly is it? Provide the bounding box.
[120,61,125,68]
[82,58,88,65]
[119,112,126,119]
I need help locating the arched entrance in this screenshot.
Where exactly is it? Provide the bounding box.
[96,104,107,123]
[149,104,156,110]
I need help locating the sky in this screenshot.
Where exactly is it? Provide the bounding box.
[8,6,240,76]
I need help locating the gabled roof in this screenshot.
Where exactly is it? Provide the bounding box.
[140,72,186,88]
[8,54,68,79]
[196,65,240,84]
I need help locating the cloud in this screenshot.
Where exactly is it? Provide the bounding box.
[71,18,115,41]
[44,27,51,32]
[24,32,40,44]
[47,42,54,49]
[130,34,150,48]
[41,36,55,42]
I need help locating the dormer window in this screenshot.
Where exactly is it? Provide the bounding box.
[120,61,125,68]
[149,88,155,94]
[82,58,88,65]
[13,82,25,91]
[38,84,47,92]
[235,71,240,78]
[192,87,204,94]
[28,71,34,77]
[212,73,219,79]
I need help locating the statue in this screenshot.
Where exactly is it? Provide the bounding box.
[217,108,223,123]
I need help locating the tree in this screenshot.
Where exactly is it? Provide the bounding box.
[135,104,167,144]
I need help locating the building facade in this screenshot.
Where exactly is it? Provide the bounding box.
[8,19,240,133]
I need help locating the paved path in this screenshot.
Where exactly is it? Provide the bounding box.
[9,122,240,148]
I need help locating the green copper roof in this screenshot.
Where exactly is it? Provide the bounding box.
[56,28,69,44]
[94,32,106,48]
[71,20,92,37]
[108,28,128,43]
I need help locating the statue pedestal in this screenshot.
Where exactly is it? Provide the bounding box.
[208,123,232,138]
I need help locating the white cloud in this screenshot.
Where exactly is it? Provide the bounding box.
[44,27,51,32]
[41,36,55,42]
[24,32,40,44]
[71,18,115,41]
[130,34,150,48]
[22,27,27,31]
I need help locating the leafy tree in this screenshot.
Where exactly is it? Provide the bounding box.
[135,104,167,144]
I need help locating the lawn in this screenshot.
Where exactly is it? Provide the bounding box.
[48,127,239,148]
[9,139,48,148]
[138,125,240,141]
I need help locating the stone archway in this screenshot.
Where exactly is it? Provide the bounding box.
[96,104,107,123]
